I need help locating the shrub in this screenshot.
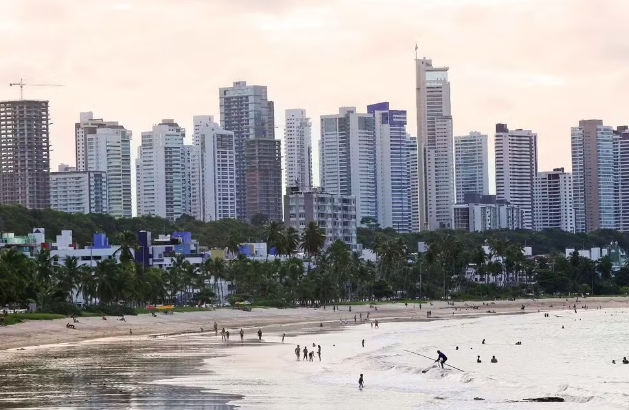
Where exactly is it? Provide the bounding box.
[83,304,137,316]
[39,302,81,317]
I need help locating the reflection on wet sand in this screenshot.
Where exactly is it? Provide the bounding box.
[0,335,241,409]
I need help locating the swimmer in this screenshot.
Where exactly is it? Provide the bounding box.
[491,356,497,363]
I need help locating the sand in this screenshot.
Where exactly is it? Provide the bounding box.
[1,296,628,351]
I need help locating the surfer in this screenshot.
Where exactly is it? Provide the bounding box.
[436,350,448,368]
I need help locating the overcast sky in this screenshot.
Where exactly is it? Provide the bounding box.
[1,0,628,196]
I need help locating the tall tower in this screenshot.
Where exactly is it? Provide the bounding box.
[320,107,377,223]
[284,109,312,191]
[368,102,410,232]
[75,112,132,218]
[455,132,489,204]
[415,57,454,230]
[533,168,574,232]
[219,81,281,222]
[407,136,420,232]
[136,119,187,220]
[0,100,50,209]
[495,123,538,230]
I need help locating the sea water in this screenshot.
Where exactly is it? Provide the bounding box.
[155,309,629,409]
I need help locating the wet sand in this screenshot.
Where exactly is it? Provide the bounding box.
[1,297,628,352]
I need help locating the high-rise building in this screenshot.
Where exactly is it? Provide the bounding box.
[533,168,574,232]
[50,170,107,214]
[136,119,188,220]
[190,115,237,222]
[320,107,377,222]
[219,81,281,222]
[0,100,50,209]
[615,126,629,233]
[455,132,489,204]
[75,112,132,218]
[368,102,410,232]
[495,123,537,230]
[284,109,312,191]
[415,57,454,230]
[408,136,420,232]
[453,194,523,232]
[283,188,358,251]
[571,120,616,232]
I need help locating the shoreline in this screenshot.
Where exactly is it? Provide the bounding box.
[2,296,628,351]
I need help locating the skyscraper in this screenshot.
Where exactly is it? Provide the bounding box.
[284,109,312,191]
[50,170,107,215]
[0,100,50,209]
[368,102,410,232]
[219,81,281,222]
[320,107,377,222]
[75,112,132,218]
[615,126,629,233]
[455,132,489,204]
[190,115,237,222]
[495,123,538,230]
[571,120,615,232]
[136,119,188,220]
[533,168,574,232]
[415,57,454,230]
[407,136,420,232]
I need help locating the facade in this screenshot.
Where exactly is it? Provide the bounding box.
[284,109,312,191]
[136,119,188,220]
[50,171,107,214]
[219,81,280,221]
[533,168,575,232]
[415,57,455,230]
[191,115,237,221]
[571,120,616,232]
[615,126,629,233]
[453,194,523,232]
[368,102,411,232]
[0,100,50,209]
[407,136,420,232]
[75,112,132,218]
[283,188,358,251]
[455,132,489,203]
[58,164,76,172]
[320,107,376,223]
[495,123,537,230]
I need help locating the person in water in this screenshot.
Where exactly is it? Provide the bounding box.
[491,356,498,363]
[358,374,364,389]
[623,357,629,364]
[477,355,481,363]
[436,350,447,368]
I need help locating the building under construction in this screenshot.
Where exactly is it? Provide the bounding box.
[0,100,50,209]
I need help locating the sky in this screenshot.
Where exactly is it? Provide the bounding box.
[1,0,628,197]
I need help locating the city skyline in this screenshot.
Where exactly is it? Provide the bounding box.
[2,0,627,197]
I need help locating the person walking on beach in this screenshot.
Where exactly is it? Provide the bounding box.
[214,322,218,335]
[358,374,364,390]
[240,328,244,342]
[435,350,448,368]
[226,330,230,340]
[258,329,262,341]
[317,345,321,361]
[221,328,226,341]
[303,346,308,361]
[354,315,357,323]
[295,345,301,360]
[282,333,285,343]
[375,320,379,328]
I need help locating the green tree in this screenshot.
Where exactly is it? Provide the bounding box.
[301,221,326,258]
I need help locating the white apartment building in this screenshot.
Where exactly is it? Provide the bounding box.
[75,112,132,218]
[615,126,629,233]
[369,102,411,232]
[495,123,537,230]
[283,188,358,251]
[190,115,237,221]
[453,196,523,232]
[320,107,377,222]
[408,136,420,232]
[533,168,575,232]
[284,109,312,191]
[50,170,107,214]
[136,119,188,220]
[455,132,489,204]
[415,57,455,230]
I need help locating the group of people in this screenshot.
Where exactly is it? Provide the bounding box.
[476,355,498,363]
[216,323,263,342]
[295,343,322,362]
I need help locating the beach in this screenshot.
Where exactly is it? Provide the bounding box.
[2,297,629,409]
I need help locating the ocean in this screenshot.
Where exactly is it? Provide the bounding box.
[2,308,629,409]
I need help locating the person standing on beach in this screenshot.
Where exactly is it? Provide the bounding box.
[303,346,308,361]
[295,345,301,360]
[317,345,321,361]
[240,328,244,342]
[258,329,262,341]
[362,339,365,347]
[354,315,357,323]
[221,328,226,341]
[214,322,218,335]
[282,333,285,343]
[226,330,230,340]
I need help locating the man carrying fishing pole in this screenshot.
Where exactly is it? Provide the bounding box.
[435,350,448,368]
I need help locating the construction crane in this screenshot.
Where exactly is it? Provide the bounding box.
[9,79,64,100]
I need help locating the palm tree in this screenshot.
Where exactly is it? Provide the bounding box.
[226,235,241,258]
[301,221,326,258]
[58,256,82,303]
[114,230,138,264]
[265,221,285,255]
[283,227,300,256]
